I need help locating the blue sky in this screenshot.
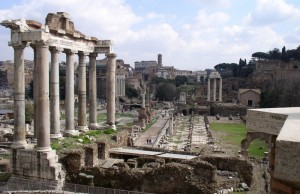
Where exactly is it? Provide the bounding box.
[0,0,300,70]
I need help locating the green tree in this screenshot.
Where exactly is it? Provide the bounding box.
[59,77,66,100]
[25,80,34,99]
[175,76,188,87]
[25,103,34,124]
[125,84,139,98]
[268,48,281,60]
[252,52,269,60]
[155,83,177,101]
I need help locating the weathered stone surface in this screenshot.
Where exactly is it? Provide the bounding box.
[246,108,300,183]
[12,149,63,181]
[246,109,287,135]
[46,12,75,34]
[26,20,42,29]
[201,155,253,186]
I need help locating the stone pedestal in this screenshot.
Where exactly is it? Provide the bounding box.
[146,106,152,122]
[138,108,149,128]
[11,149,64,182]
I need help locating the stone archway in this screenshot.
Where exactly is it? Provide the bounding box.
[241,131,272,156]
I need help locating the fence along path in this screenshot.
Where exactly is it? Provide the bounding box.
[0,177,153,194]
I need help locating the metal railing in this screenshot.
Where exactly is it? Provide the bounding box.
[0,177,152,194]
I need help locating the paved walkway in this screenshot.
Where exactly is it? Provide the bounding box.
[134,114,169,147]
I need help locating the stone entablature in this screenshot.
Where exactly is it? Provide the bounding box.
[2,14,111,54]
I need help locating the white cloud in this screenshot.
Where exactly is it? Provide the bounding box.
[195,10,230,27]
[0,0,298,69]
[146,12,164,20]
[187,0,232,9]
[245,0,300,25]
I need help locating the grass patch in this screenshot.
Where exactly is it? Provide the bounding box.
[116,113,135,118]
[103,129,115,134]
[85,130,102,136]
[51,128,117,152]
[144,116,159,131]
[0,173,11,182]
[97,113,107,122]
[210,123,268,158]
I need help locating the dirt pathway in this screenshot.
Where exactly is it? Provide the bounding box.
[134,115,169,147]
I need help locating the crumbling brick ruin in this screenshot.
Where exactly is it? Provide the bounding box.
[59,133,254,194]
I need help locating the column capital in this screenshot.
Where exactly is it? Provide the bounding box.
[11,41,27,50]
[106,53,117,58]
[78,51,89,57]
[49,46,63,53]
[89,52,98,58]
[32,40,50,47]
[64,49,78,55]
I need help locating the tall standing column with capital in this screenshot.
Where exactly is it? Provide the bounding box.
[213,78,217,101]
[88,53,98,127]
[207,78,211,101]
[77,52,88,131]
[219,78,222,102]
[107,53,117,129]
[64,49,76,135]
[11,42,28,149]
[35,41,51,152]
[49,47,62,138]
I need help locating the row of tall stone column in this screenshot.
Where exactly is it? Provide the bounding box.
[207,78,222,102]
[11,41,117,152]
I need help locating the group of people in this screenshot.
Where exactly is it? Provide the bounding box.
[146,138,152,144]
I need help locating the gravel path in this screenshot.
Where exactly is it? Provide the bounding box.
[134,114,169,147]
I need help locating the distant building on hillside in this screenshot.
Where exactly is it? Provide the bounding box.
[238,89,261,107]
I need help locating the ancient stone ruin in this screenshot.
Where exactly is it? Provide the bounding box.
[1,12,117,183]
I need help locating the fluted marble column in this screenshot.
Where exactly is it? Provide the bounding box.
[77,52,88,131]
[213,78,216,101]
[11,42,28,149]
[64,49,76,135]
[35,41,51,152]
[107,53,117,129]
[219,78,222,102]
[49,47,62,138]
[207,78,210,101]
[88,53,98,127]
